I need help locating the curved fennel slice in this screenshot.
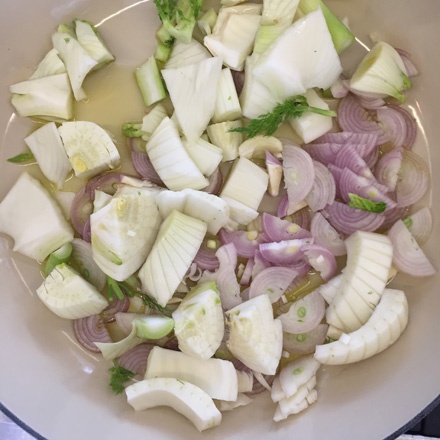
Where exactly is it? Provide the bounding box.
[315,288,409,365]
[325,231,393,334]
[145,346,237,401]
[125,377,222,432]
[138,210,208,307]
[0,172,74,261]
[90,186,161,281]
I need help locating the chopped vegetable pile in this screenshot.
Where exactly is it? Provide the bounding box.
[1,0,436,433]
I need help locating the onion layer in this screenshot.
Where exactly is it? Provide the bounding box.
[73,314,112,353]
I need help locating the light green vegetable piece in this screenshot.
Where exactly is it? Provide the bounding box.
[172,281,224,359]
[0,172,74,261]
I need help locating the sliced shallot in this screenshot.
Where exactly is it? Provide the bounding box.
[101,294,131,324]
[302,244,338,281]
[276,290,326,334]
[374,147,403,192]
[310,212,346,257]
[73,314,112,353]
[322,201,385,235]
[248,267,298,303]
[219,228,262,258]
[305,160,336,211]
[117,343,155,376]
[404,207,433,245]
[282,143,315,210]
[130,150,164,186]
[376,106,409,149]
[199,243,242,309]
[282,323,328,355]
[261,213,312,242]
[259,238,313,266]
[388,219,436,277]
[337,94,389,145]
[395,149,430,207]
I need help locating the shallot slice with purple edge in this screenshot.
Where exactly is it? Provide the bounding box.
[73,314,112,353]
[259,238,313,266]
[282,143,315,211]
[395,149,430,208]
[304,160,336,212]
[117,343,155,377]
[388,219,436,277]
[276,289,326,334]
[310,212,346,257]
[337,94,389,145]
[261,213,312,242]
[218,228,263,259]
[282,323,328,355]
[322,201,385,235]
[248,266,298,303]
[302,243,338,281]
[374,147,404,192]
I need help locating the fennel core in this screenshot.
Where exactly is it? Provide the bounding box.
[230,96,336,138]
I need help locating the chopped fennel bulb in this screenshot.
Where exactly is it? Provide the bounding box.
[261,0,299,25]
[138,210,208,307]
[206,120,243,161]
[146,117,209,191]
[349,42,411,102]
[239,54,280,120]
[161,57,223,141]
[172,281,224,359]
[125,378,222,432]
[238,135,282,159]
[298,0,355,54]
[252,9,342,100]
[93,190,113,213]
[141,103,168,142]
[155,188,230,235]
[326,231,393,334]
[226,294,283,375]
[24,122,72,189]
[42,242,73,277]
[135,57,167,106]
[53,190,76,220]
[165,39,211,69]
[30,48,66,79]
[221,197,259,227]
[220,157,269,212]
[90,186,162,281]
[181,136,223,177]
[145,346,237,401]
[197,8,218,36]
[52,30,98,101]
[10,73,73,121]
[58,121,121,178]
[134,315,175,339]
[253,0,299,54]
[204,5,262,71]
[315,288,409,365]
[74,19,115,68]
[0,172,74,261]
[36,263,108,319]
[212,67,242,123]
[288,89,333,143]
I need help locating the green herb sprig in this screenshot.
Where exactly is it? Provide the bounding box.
[348,193,387,213]
[106,276,169,313]
[108,365,135,394]
[7,152,35,164]
[230,96,336,138]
